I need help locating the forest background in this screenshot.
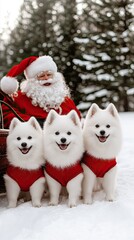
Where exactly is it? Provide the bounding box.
[0,0,134,115]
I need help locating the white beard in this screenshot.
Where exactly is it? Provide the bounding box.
[20,72,70,112]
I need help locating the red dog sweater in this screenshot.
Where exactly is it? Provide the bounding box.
[82,153,116,178]
[45,161,83,187]
[7,165,45,191]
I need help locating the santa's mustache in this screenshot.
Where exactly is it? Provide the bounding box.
[38,78,55,86]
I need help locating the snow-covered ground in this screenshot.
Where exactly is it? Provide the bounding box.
[0,112,134,240]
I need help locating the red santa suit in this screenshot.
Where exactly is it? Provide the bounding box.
[0,56,81,128]
[2,91,81,128]
[82,153,116,178]
[6,165,45,191]
[45,161,83,187]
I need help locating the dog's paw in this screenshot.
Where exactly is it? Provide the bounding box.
[68,203,77,208]
[7,202,17,208]
[32,201,42,208]
[48,201,58,206]
[7,201,17,208]
[7,205,16,208]
[105,195,115,202]
[83,198,93,205]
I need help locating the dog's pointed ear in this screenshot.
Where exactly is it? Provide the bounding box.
[28,117,42,132]
[87,103,100,118]
[45,110,58,126]
[9,118,21,132]
[106,103,119,117]
[68,110,81,127]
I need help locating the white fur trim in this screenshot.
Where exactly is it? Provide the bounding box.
[24,56,57,79]
[0,76,19,94]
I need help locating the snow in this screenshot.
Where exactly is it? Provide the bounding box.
[107,31,116,37]
[118,69,129,76]
[96,39,105,44]
[97,73,115,81]
[0,112,134,240]
[73,59,89,67]
[83,54,98,62]
[131,64,134,69]
[74,37,89,44]
[120,47,129,53]
[74,60,104,71]
[127,88,134,95]
[97,52,111,61]
[93,89,108,98]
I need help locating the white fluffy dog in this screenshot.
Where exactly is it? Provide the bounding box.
[82,103,122,204]
[43,110,84,207]
[4,117,45,208]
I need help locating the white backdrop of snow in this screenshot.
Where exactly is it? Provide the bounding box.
[0,112,134,240]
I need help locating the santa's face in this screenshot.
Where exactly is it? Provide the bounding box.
[36,71,53,86]
[20,72,70,112]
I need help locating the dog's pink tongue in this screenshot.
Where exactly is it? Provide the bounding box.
[59,144,68,150]
[21,148,29,154]
[99,136,107,142]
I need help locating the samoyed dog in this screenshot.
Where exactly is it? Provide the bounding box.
[82,103,122,204]
[4,117,45,208]
[43,110,84,207]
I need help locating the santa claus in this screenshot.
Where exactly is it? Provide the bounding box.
[0,56,81,128]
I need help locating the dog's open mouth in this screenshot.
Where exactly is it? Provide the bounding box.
[56,143,70,150]
[96,135,109,143]
[19,146,32,154]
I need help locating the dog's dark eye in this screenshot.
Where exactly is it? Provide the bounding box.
[28,136,32,139]
[17,137,21,140]
[95,124,100,128]
[106,125,110,128]
[55,131,60,135]
[67,131,71,135]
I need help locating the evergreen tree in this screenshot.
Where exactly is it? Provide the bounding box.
[77,0,134,113]
[51,0,83,104]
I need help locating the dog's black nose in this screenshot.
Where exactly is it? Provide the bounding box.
[21,142,27,148]
[100,130,105,136]
[61,138,66,143]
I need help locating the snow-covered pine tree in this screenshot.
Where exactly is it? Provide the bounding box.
[76,0,134,114]
[52,0,83,104]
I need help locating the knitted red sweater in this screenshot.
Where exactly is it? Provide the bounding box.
[45,162,83,187]
[7,165,45,191]
[82,153,117,178]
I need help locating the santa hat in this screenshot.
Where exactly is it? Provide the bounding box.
[0,56,57,95]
